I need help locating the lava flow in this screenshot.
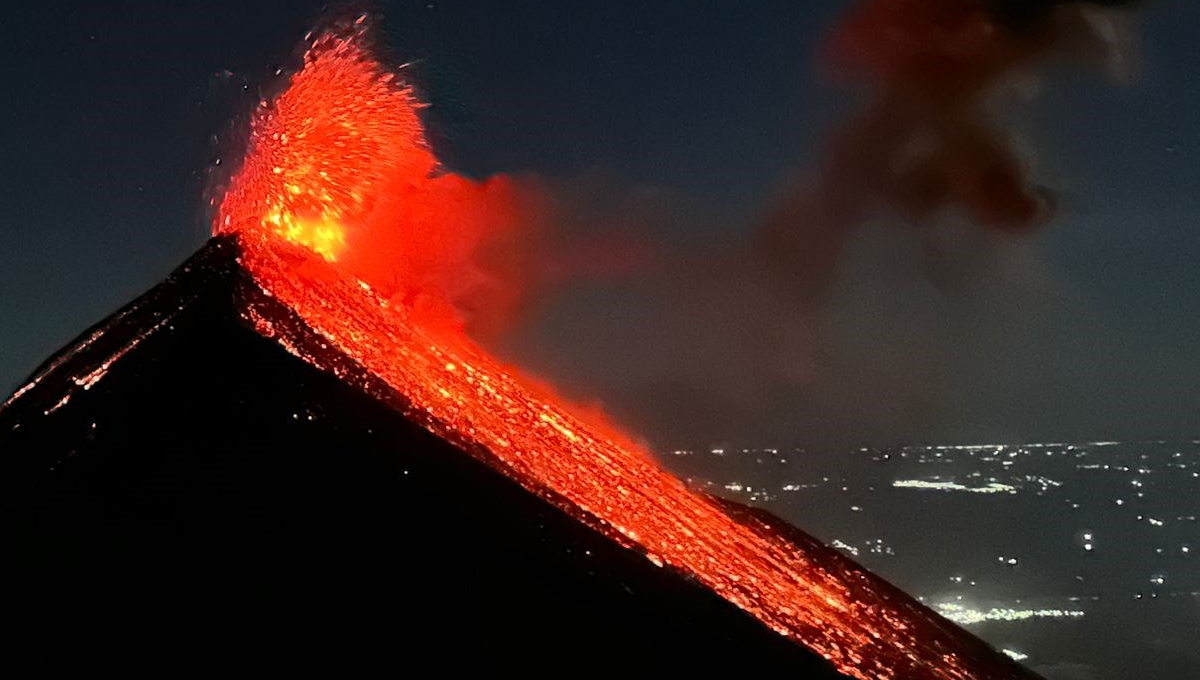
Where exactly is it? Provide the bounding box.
[219,20,1028,680]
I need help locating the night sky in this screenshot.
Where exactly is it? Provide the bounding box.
[2,1,1197,447]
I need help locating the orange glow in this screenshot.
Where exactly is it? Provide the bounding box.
[217,22,426,262]
[218,19,538,338]
[220,21,1017,680]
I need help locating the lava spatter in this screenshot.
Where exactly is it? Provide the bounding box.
[217,20,429,263]
[218,17,536,340]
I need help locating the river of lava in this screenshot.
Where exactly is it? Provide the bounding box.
[220,23,1005,680]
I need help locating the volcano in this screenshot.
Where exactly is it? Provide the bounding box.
[3,18,1041,678]
[1,235,1037,678]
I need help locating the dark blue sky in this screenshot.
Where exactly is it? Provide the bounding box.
[2,1,1197,445]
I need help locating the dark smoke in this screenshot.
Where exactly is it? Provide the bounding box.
[498,0,1153,449]
[756,0,1143,304]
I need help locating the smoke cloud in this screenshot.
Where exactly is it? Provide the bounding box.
[222,4,1152,449]
[497,0,1151,448]
[756,0,1143,303]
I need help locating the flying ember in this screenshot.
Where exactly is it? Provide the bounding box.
[218,18,535,339]
[217,18,1031,680]
[217,20,427,262]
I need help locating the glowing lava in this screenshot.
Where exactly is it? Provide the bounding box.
[220,20,1029,680]
[217,19,424,262]
[218,19,536,339]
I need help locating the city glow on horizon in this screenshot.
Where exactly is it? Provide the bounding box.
[935,602,1085,626]
[893,479,1018,494]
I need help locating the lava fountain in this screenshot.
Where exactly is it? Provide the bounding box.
[217,18,537,341]
[217,18,1032,680]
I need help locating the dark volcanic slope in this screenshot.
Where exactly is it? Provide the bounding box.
[0,238,847,675]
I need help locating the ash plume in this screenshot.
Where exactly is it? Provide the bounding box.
[214,4,1153,450]
[756,0,1143,304]
[503,0,1153,448]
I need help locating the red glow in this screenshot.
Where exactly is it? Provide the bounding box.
[823,0,1030,97]
[217,21,539,340]
[220,22,1021,680]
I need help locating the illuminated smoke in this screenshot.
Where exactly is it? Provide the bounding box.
[756,0,1143,303]
[492,1,1152,448]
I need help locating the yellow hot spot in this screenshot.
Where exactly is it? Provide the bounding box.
[264,207,346,262]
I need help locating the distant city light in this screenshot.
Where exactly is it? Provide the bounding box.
[666,440,1198,670]
[893,479,1017,494]
[1002,649,1029,662]
[935,602,1085,626]
[831,539,859,556]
